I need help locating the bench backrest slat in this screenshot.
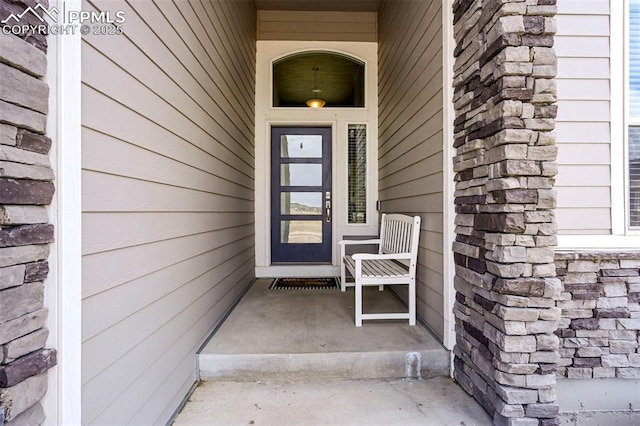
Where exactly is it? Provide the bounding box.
[378,213,421,268]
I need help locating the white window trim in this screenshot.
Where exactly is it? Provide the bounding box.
[346,122,370,226]
[557,234,640,250]
[611,0,626,235]
[611,1,640,235]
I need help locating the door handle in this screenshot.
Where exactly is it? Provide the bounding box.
[326,208,331,222]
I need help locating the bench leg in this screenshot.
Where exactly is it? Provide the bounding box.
[355,281,363,327]
[340,247,347,291]
[378,285,384,291]
[409,279,416,326]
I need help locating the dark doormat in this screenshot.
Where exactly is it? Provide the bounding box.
[269,277,339,290]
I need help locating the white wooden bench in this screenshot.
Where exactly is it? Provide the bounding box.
[338,213,421,327]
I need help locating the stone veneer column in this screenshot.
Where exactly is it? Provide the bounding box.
[451,0,559,425]
[1,0,57,424]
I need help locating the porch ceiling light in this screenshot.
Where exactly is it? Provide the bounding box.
[306,67,325,108]
[306,98,325,108]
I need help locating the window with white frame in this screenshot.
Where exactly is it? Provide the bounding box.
[628,0,640,227]
[272,52,365,108]
[347,124,367,224]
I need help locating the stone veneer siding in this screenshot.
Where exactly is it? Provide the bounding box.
[0,0,57,424]
[555,251,640,380]
[452,0,559,424]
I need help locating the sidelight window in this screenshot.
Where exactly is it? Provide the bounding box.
[347,124,367,224]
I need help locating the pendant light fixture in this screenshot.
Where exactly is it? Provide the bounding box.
[306,66,325,108]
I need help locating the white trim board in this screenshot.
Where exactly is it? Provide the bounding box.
[557,234,640,250]
[611,0,625,234]
[42,0,83,423]
[255,265,341,278]
[441,0,456,353]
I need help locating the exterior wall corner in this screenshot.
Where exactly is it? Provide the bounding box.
[0,0,57,423]
[451,0,560,423]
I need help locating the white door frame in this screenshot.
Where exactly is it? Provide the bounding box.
[254,41,379,278]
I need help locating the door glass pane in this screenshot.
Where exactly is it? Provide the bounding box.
[281,192,322,215]
[280,135,322,158]
[281,164,322,186]
[281,220,322,243]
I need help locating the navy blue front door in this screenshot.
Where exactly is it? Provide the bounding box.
[271,127,332,263]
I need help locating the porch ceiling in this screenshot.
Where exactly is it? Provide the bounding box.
[254,0,381,12]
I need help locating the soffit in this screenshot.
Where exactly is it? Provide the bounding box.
[254,0,381,12]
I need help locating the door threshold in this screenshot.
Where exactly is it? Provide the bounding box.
[256,265,340,278]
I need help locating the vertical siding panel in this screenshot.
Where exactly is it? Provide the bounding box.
[80,0,256,423]
[556,0,612,234]
[378,1,445,340]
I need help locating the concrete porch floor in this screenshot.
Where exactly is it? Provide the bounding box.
[199,279,450,380]
[173,279,492,424]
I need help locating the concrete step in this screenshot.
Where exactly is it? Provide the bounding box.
[199,349,450,381]
[199,279,450,382]
[173,377,493,425]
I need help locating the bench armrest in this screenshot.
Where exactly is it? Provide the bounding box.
[338,239,381,246]
[339,240,382,271]
[352,253,411,261]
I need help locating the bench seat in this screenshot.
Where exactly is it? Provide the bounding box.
[343,255,409,280]
[339,213,421,327]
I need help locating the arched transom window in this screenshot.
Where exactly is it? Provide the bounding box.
[272,51,365,108]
